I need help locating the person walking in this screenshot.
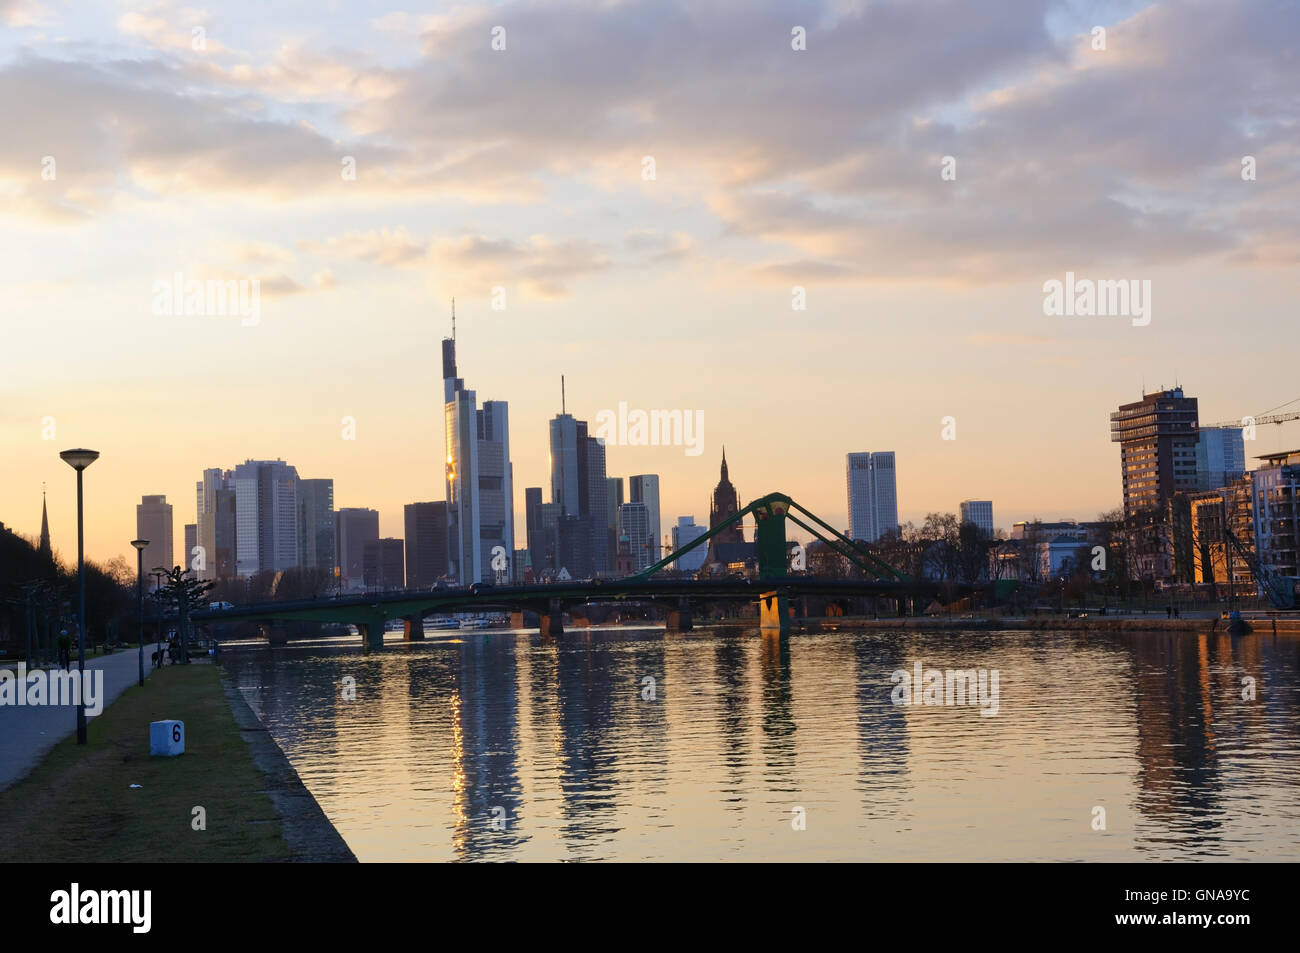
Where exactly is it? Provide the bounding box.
[56,630,71,670]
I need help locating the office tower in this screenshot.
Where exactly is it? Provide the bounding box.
[606,477,624,567]
[478,400,515,581]
[232,459,300,576]
[363,538,405,590]
[298,478,336,576]
[672,516,707,572]
[136,495,174,584]
[540,502,559,576]
[846,451,898,542]
[336,507,379,591]
[629,474,661,563]
[618,502,652,571]
[548,411,607,576]
[959,500,994,538]
[405,501,449,588]
[197,468,238,581]
[1195,426,1247,491]
[443,330,514,585]
[1109,387,1199,517]
[183,524,196,570]
[525,487,548,577]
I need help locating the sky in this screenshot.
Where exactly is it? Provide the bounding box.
[1,0,1298,568]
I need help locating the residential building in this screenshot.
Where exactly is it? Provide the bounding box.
[1110,388,1199,517]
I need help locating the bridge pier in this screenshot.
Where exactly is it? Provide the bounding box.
[357,609,387,653]
[759,590,791,634]
[258,621,289,645]
[403,614,425,642]
[665,597,693,632]
[539,598,564,637]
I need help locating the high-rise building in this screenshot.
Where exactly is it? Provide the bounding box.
[298,478,336,577]
[336,507,379,591]
[606,476,624,567]
[525,487,547,577]
[629,474,661,563]
[232,459,300,576]
[671,516,707,572]
[1109,388,1199,517]
[136,495,174,584]
[443,330,513,584]
[196,469,238,581]
[363,538,405,590]
[1195,426,1247,491]
[183,524,197,570]
[618,501,652,571]
[959,500,994,538]
[404,501,449,588]
[846,451,898,542]
[548,411,607,576]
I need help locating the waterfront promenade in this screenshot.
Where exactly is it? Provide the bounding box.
[0,648,159,790]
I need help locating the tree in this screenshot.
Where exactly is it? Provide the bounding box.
[153,565,215,663]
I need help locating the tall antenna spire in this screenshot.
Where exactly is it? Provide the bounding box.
[561,375,566,415]
[451,297,456,340]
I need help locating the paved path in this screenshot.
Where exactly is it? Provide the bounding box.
[0,646,161,791]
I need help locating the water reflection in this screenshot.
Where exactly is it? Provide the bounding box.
[223,626,1300,861]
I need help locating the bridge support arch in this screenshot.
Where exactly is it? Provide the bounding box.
[357,609,387,653]
[258,621,290,645]
[403,614,425,642]
[666,596,693,632]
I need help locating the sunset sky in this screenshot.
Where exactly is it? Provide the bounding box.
[2,0,1297,568]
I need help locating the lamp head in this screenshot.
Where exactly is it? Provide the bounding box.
[59,449,100,471]
[131,539,149,551]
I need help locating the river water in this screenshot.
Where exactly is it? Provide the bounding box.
[221,625,1300,861]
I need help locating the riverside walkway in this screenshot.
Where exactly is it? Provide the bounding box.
[0,647,160,790]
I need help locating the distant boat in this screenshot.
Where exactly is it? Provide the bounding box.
[428,618,460,630]
[459,618,490,629]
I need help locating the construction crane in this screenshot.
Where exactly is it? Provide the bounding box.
[1204,396,1300,432]
[1223,522,1294,609]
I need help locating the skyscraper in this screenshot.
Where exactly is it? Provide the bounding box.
[846,451,898,542]
[959,500,994,537]
[443,327,513,584]
[548,410,607,577]
[336,507,379,591]
[405,501,449,588]
[363,538,405,590]
[629,474,661,564]
[525,487,547,578]
[232,459,300,576]
[183,524,197,570]
[298,478,336,577]
[136,495,174,583]
[606,476,624,567]
[618,501,652,571]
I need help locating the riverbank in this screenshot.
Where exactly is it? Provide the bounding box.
[0,663,354,862]
[764,614,1300,633]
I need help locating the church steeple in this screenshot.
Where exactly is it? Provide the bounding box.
[720,446,729,483]
[38,486,51,559]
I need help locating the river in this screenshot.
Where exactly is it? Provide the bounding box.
[220,625,1300,861]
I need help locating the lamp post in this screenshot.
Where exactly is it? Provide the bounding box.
[152,570,165,664]
[59,448,99,745]
[131,539,149,687]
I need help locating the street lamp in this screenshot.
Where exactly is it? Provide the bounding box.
[60,448,99,745]
[151,570,165,665]
[131,539,149,687]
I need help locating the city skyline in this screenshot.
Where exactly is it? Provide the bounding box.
[3,0,1299,567]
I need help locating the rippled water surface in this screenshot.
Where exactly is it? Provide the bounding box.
[222,626,1300,861]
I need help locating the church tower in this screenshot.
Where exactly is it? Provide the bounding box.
[38,487,52,560]
[705,448,745,567]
